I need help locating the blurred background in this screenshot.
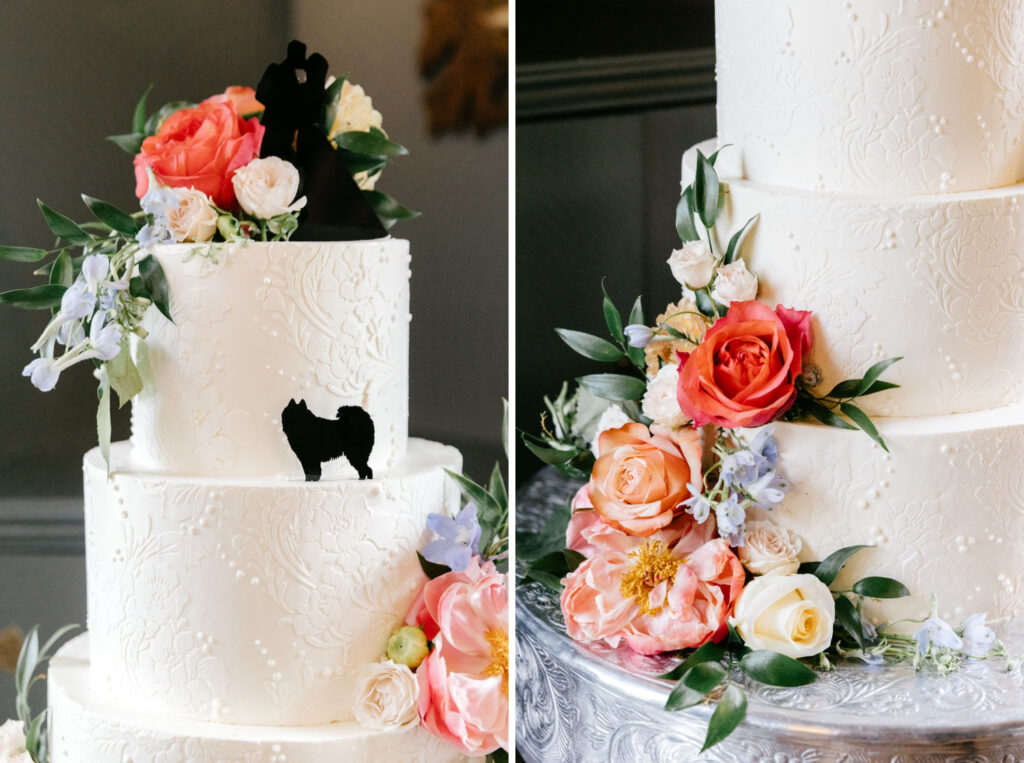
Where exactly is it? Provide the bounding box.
[0,0,507,715]
[516,0,715,484]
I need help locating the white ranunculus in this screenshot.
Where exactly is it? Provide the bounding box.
[166,188,219,243]
[0,719,30,762]
[352,660,419,730]
[731,572,835,658]
[738,521,802,576]
[710,259,759,304]
[641,364,689,428]
[592,404,632,457]
[232,157,308,220]
[668,240,715,289]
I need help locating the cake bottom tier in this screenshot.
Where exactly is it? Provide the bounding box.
[49,635,467,763]
[763,404,1024,626]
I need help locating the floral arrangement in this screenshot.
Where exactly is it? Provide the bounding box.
[0,40,414,464]
[519,149,1005,751]
[361,402,509,761]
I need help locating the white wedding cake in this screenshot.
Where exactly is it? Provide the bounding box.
[46,240,467,762]
[684,0,1024,624]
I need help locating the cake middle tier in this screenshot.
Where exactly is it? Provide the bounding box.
[130,239,411,480]
[683,140,1024,418]
[83,440,461,726]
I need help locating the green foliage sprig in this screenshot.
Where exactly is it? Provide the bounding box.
[15,624,78,763]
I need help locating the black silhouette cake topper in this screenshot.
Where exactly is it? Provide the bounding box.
[256,40,388,241]
[281,399,375,482]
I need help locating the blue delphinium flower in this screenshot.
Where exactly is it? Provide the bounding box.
[915,615,963,655]
[721,448,758,488]
[682,484,711,523]
[961,613,996,658]
[624,324,654,348]
[140,179,178,217]
[715,494,746,546]
[422,503,482,572]
[746,469,790,510]
[137,222,174,248]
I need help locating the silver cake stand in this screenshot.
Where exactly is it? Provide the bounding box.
[516,468,1024,762]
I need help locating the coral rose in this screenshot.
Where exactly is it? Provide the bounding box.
[133,96,265,209]
[588,422,702,537]
[411,558,508,756]
[677,301,812,428]
[621,538,746,655]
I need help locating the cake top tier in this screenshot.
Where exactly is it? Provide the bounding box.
[715,0,1024,195]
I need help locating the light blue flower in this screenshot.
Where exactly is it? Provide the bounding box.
[81,254,110,292]
[961,613,996,658]
[624,324,654,348]
[137,222,174,248]
[22,357,60,392]
[681,483,711,523]
[715,494,746,545]
[915,615,963,655]
[721,449,758,488]
[746,469,789,510]
[89,315,122,361]
[748,428,779,472]
[140,180,178,217]
[422,503,482,572]
[56,320,85,347]
[60,281,96,320]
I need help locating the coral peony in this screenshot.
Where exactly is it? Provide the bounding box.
[588,422,702,537]
[411,558,508,756]
[560,550,638,647]
[567,508,716,559]
[676,301,812,428]
[134,96,265,209]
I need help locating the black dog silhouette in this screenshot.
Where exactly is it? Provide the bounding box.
[281,399,375,481]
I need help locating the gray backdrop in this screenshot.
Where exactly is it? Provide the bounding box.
[0,0,507,717]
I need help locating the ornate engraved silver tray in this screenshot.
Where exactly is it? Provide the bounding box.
[516,468,1024,762]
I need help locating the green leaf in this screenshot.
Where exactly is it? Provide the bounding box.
[486,748,509,763]
[0,284,67,309]
[0,246,48,263]
[97,367,112,472]
[522,569,564,591]
[706,144,731,166]
[516,501,571,562]
[335,130,409,157]
[601,281,624,343]
[814,544,870,586]
[693,149,720,230]
[577,373,647,402]
[337,149,389,176]
[131,84,153,134]
[143,101,195,136]
[659,642,726,681]
[488,461,507,510]
[321,74,346,133]
[853,356,902,398]
[417,551,450,579]
[135,255,172,322]
[521,435,579,466]
[49,250,72,288]
[364,191,420,229]
[827,378,899,399]
[739,651,817,687]
[797,561,820,576]
[665,660,727,711]
[834,594,867,649]
[839,402,889,452]
[106,133,145,154]
[801,397,856,431]
[852,576,910,599]
[14,626,38,698]
[694,288,718,319]
[555,328,624,363]
[675,186,699,242]
[723,214,759,265]
[528,549,586,579]
[82,195,141,236]
[701,684,747,753]
[107,344,143,408]
[445,469,500,515]
[38,624,77,662]
[37,200,92,246]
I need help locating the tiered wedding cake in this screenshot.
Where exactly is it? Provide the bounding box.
[45,239,466,761]
[685,0,1024,624]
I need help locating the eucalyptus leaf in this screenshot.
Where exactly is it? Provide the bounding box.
[839,402,889,452]
[852,576,910,599]
[739,651,817,687]
[723,214,759,265]
[701,684,747,753]
[601,281,624,343]
[521,435,579,466]
[577,373,647,402]
[693,150,720,229]
[37,200,92,246]
[131,84,153,134]
[814,544,870,586]
[659,642,726,681]
[106,133,145,155]
[335,130,409,156]
[675,187,699,242]
[82,195,141,236]
[0,284,67,310]
[834,594,867,649]
[665,661,727,711]
[488,461,507,511]
[555,328,624,363]
[14,626,38,698]
[417,551,450,579]
[0,246,48,263]
[49,251,73,288]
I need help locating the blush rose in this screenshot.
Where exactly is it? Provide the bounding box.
[676,301,813,428]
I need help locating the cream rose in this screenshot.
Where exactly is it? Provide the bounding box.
[231,156,307,220]
[0,720,30,763]
[641,364,689,428]
[326,78,385,191]
[710,260,759,304]
[352,660,419,730]
[668,240,715,289]
[730,572,834,658]
[738,521,802,576]
[166,187,218,243]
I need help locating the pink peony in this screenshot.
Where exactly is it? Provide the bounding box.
[567,509,716,559]
[411,558,508,756]
[560,550,638,647]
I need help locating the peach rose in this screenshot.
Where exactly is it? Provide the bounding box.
[567,508,716,559]
[677,301,812,429]
[134,96,265,210]
[560,550,638,647]
[622,538,746,655]
[588,422,702,537]
[211,85,264,116]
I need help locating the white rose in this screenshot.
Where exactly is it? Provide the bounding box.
[166,188,218,243]
[0,720,30,762]
[327,78,385,191]
[668,240,715,289]
[352,660,419,730]
[710,260,758,304]
[232,157,308,220]
[731,572,834,658]
[592,404,632,457]
[641,364,689,428]
[738,521,802,576]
